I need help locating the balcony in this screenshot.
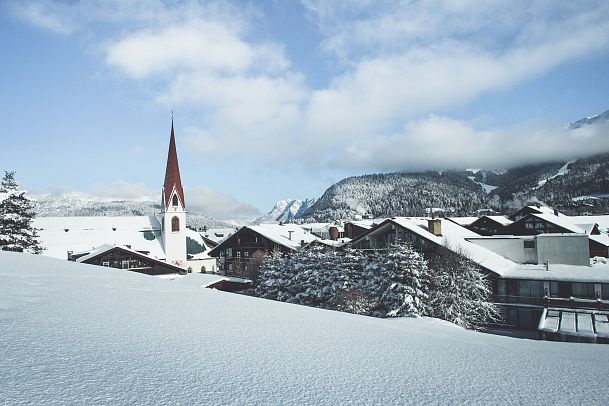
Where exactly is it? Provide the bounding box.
[495,295,609,310]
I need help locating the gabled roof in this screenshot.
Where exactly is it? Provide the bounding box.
[351,217,518,276]
[528,213,586,234]
[208,224,318,256]
[446,216,479,226]
[163,120,185,210]
[484,216,513,226]
[351,217,609,282]
[247,224,318,250]
[76,244,184,274]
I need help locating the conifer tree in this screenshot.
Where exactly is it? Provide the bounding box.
[427,243,498,330]
[0,171,44,254]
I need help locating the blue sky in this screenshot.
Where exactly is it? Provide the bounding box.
[2,1,609,220]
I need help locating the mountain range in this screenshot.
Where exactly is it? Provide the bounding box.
[253,199,316,224]
[31,192,233,229]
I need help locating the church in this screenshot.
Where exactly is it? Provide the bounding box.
[33,121,217,275]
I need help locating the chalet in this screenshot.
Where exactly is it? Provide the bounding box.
[208,224,318,277]
[34,120,218,274]
[344,219,378,239]
[349,216,609,334]
[509,204,565,221]
[76,244,185,275]
[466,215,513,236]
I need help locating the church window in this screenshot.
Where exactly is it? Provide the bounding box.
[172,216,180,232]
[172,194,179,207]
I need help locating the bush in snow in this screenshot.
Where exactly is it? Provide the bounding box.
[427,242,499,330]
[0,171,43,254]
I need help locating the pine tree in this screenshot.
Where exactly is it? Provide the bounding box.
[378,242,431,318]
[0,171,44,254]
[427,244,499,330]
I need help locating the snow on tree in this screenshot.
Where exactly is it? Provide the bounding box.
[427,241,499,330]
[254,243,432,318]
[0,171,43,254]
[377,242,430,317]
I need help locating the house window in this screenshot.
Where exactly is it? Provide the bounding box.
[172,194,179,207]
[244,251,249,258]
[236,251,241,259]
[172,216,180,232]
[523,240,535,249]
[518,280,544,297]
[550,281,571,298]
[572,282,595,299]
[121,260,129,269]
[601,284,609,300]
[102,261,110,267]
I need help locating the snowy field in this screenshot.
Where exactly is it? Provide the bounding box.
[1,251,608,405]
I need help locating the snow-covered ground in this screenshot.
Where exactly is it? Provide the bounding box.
[1,251,609,405]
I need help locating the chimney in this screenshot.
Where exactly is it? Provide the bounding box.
[288,230,293,240]
[329,226,339,240]
[553,208,559,216]
[428,218,442,236]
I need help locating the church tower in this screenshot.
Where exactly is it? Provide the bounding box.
[161,119,187,267]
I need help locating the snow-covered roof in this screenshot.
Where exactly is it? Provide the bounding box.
[358,217,518,276]
[589,233,609,247]
[570,215,609,234]
[528,213,587,234]
[345,219,379,229]
[526,205,569,218]
[74,243,184,274]
[355,217,609,283]
[248,223,318,250]
[501,262,609,283]
[301,223,345,233]
[307,238,351,248]
[447,216,479,226]
[33,216,165,260]
[484,215,513,226]
[200,228,236,244]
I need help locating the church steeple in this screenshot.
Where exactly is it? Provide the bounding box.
[163,119,185,210]
[160,117,187,267]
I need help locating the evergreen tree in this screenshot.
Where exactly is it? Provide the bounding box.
[0,171,44,254]
[427,244,499,330]
[377,242,430,317]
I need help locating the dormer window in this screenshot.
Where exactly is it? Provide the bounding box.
[172,194,179,207]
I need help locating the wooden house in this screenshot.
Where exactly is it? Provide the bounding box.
[76,244,185,275]
[208,224,318,277]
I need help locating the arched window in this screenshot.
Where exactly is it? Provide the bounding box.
[171,216,180,232]
[172,194,179,207]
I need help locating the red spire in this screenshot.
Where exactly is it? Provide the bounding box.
[163,119,185,210]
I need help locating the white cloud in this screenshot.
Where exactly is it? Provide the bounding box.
[11,0,77,34]
[105,21,288,79]
[187,186,260,220]
[332,117,609,172]
[13,0,609,175]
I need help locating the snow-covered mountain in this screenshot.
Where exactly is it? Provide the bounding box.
[31,192,232,229]
[254,198,316,224]
[566,108,609,129]
[300,172,488,221]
